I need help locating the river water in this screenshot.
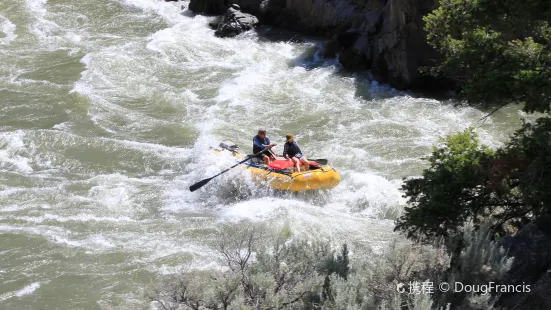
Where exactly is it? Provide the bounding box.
[0,0,526,308]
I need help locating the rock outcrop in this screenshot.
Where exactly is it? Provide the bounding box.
[496,216,551,309]
[213,4,259,38]
[189,0,442,90]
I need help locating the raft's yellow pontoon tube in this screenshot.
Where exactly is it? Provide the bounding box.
[217,141,341,192]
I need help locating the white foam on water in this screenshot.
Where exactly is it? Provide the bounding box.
[3,75,69,89]
[0,131,33,173]
[85,235,116,248]
[71,42,195,135]
[0,224,76,245]
[70,173,159,217]
[7,214,136,224]
[221,197,288,222]
[116,0,184,25]
[30,129,192,169]
[0,224,117,251]
[328,171,404,216]
[22,0,94,51]
[52,122,69,130]
[0,282,41,301]
[0,204,28,213]
[0,14,17,45]
[220,196,394,243]
[88,184,135,209]
[25,0,62,41]
[215,59,275,104]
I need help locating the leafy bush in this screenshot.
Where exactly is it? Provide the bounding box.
[424,0,551,113]
[396,118,551,242]
[395,129,495,241]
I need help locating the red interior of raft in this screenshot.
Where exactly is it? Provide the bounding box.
[268,160,320,170]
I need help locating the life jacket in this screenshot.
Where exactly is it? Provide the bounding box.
[253,135,269,155]
[285,141,302,158]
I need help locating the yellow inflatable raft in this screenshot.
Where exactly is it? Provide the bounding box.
[217,141,341,192]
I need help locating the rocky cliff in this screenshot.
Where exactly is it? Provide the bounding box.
[189,0,441,90]
[498,215,551,309]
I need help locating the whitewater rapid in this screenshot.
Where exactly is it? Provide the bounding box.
[0,0,524,308]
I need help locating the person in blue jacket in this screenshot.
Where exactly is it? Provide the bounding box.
[252,128,277,165]
[283,133,309,172]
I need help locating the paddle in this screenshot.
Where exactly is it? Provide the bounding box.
[268,148,278,159]
[270,149,329,166]
[309,158,328,165]
[189,148,268,192]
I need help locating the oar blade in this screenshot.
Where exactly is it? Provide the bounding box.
[311,159,328,165]
[189,177,213,192]
[189,149,261,192]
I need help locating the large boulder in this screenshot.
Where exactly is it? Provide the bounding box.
[214,4,259,38]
